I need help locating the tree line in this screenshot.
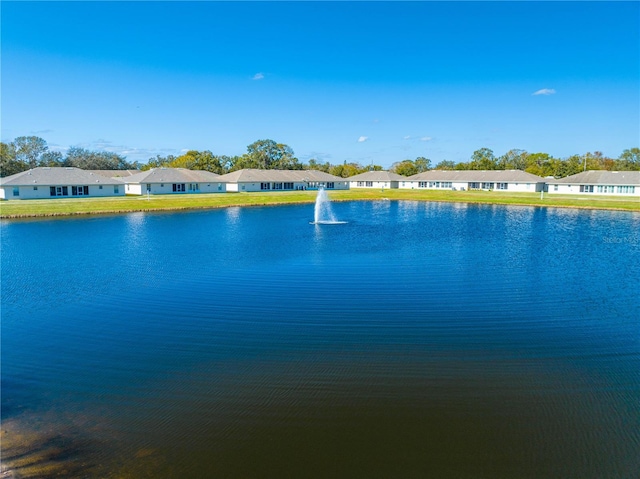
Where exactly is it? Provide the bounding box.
[1,136,638,178]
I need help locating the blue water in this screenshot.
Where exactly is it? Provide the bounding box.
[2,201,639,478]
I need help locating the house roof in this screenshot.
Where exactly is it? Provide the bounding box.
[0,167,125,186]
[217,168,344,183]
[546,170,640,185]
[123,168,221,184]
[88,169,141,178]
[347,171,404,182]
[406,170,545,183]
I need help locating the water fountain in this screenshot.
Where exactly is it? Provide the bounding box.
[310,187,347,225]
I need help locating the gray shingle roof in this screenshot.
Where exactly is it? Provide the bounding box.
[406,170,545,182]
[347,171,404,181]
[546,170,640,185]
[217,169,344,183]
[1,167,125,186]
[123,168,221,184]
[88,169,141,178]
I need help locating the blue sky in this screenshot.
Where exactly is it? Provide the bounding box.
[2,1,639,168]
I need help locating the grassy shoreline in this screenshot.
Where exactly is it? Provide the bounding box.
[1,189,639,219]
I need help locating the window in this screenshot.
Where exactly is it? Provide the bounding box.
[554,185,558,191]
[273,182,283,190]
[597,185,615,194]
[33,186,38,191]
[327,182,335,189]
[617,185,635,194]
[172,183,185,192]
[496,183,508,190]
[418,181,428,188]
[481,182,494,190]
[50,186,68,196]
[284,182,294,190]
[72,186,89,196]
[146,184,151,192]
[357,181,364,187]
[579,185,594,193]
[442,182,452,188]
[99,185,103,189]
[114,185,119,194]
[260,182,271,190]
[468,182,480,189]
[366,181,373,187]
[13,187,19,197]
[188,183,199,191]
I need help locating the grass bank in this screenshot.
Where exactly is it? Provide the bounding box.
[1,189,638,219]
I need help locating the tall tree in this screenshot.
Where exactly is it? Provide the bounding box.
[306,159,331,173]
[244,139,301,170]
[499,149,528,170]
[65,146,130,169]
[434,160,456,170]
[329,161,365,178]
[14,136,48,168]
[0,141,27,177]
[616,148,640,170]
[469,148,497,170]
[414,156,431,172]
[390,160,418,176]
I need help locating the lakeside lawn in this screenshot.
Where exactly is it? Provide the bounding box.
[1,189,639,219]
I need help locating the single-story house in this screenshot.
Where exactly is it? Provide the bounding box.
[122,168,225,195]
[545,170,640,196]
[0,167,125,200]
[347,171,404,189]
[217,169,349,192]
[400,170,546,192]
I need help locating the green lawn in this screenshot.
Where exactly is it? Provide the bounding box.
[1,189,638,219]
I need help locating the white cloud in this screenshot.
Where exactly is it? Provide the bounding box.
[403,135,411,140]
[420,136,432,141]
[532,88,556,96]
[252,72,265,80]
[358,136,368,143]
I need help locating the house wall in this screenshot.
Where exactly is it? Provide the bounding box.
[197,182,226,193]
[125,182,226,195]
[232,181,348,192]
[349,181,398,189]
[399,180,543,192]
[399,181,466,190]
[125,184,143,195]
[1,184,124,200]
[547,184,639,196]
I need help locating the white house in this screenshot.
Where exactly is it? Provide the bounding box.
[0,167,125,200]
[347,171,404,189]
[217,169,349,192]
[122,168,226,195]
[545,170,640,196]
[400,170,546,192]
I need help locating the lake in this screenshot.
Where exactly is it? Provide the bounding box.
[1,200,639,478]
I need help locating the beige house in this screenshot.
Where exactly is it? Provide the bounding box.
[0,167,125,200]
[400,170,546,192]
[217,169,349,192]
[347,171,404,189]
[545,170,640,196]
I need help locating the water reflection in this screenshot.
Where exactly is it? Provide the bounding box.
[2,202,639,478]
